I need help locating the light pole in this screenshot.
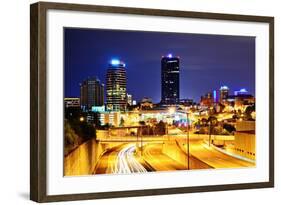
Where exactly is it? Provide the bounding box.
[186,112,190,170]
[140,126,143,156]
[208,121,211,147]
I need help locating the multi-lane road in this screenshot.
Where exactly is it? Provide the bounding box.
[94,144,148,174]
[94,137,255,174]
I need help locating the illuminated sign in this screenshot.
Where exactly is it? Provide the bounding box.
[91,106,105,112]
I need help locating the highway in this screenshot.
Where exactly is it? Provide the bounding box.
[113,144,147,174]
[94,132,254,174]
[142,143,188,171]
[178,139,254,168]
[94,144,148,174]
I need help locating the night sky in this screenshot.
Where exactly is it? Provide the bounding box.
[64,28,255,103]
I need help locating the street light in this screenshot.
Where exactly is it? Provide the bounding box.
[208,121,211,146]
[208,116,217,147]
[186,112,190,170]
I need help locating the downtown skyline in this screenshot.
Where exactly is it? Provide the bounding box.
[64,28,255,102]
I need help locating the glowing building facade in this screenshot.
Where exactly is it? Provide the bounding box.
[219,85,229,103]
[106,59,127,111]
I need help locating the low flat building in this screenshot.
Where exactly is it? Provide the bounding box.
[234,120,256,160]
[64,97,80,108]
[200,92,214,107]
[140,97,154,110]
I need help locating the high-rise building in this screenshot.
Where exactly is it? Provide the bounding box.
[161,54,180,105]
[80,77,104,111]
[106,59,127,111]
[127,93,133,106]
[219,85,229,102]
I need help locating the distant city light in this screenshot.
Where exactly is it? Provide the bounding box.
[220,85,229,90]
[111,59,120,65]
[234,88,248,96]
[167,54,172,58]
[168,107,176,114]
[213,90,217,102]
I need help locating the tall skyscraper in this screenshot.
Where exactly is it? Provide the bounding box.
[80,77,104,111]
[106,59,127,111]
[219,85,229,102]
[161,54,180,105]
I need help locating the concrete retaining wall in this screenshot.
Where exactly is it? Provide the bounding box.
[64,139,105,176]
[64,139,125,176]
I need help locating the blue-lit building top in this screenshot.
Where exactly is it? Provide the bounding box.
[108,59,126,68]
[219,85,229,102]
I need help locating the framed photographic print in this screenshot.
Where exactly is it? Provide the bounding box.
[30,1,274,202]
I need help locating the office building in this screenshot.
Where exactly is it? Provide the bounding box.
[80,77,104,111]
[219,85,229,103]
[106,59,127,111]
[161,54,180,105]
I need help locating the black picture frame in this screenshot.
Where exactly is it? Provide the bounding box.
[30,1,274,202]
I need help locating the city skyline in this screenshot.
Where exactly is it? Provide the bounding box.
[64,27,257,176]
[64,28,255,102]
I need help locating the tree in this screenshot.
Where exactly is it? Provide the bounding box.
[120,117,125,127]
[79,121,96,141]
[244,104,255,120]
[201,118,208,126]
[221,129,230,135]
[208,116,218,128]
[139,121,146,126]
[207,116,218,146]
[223,123,236,133]
[67,117,97,141]
[64,120,81,156]
[155,120,166,135]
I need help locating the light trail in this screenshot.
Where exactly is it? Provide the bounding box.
[112,144,147,174]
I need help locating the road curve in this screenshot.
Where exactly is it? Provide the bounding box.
[113,144,147,174]
[94,144,147,174]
